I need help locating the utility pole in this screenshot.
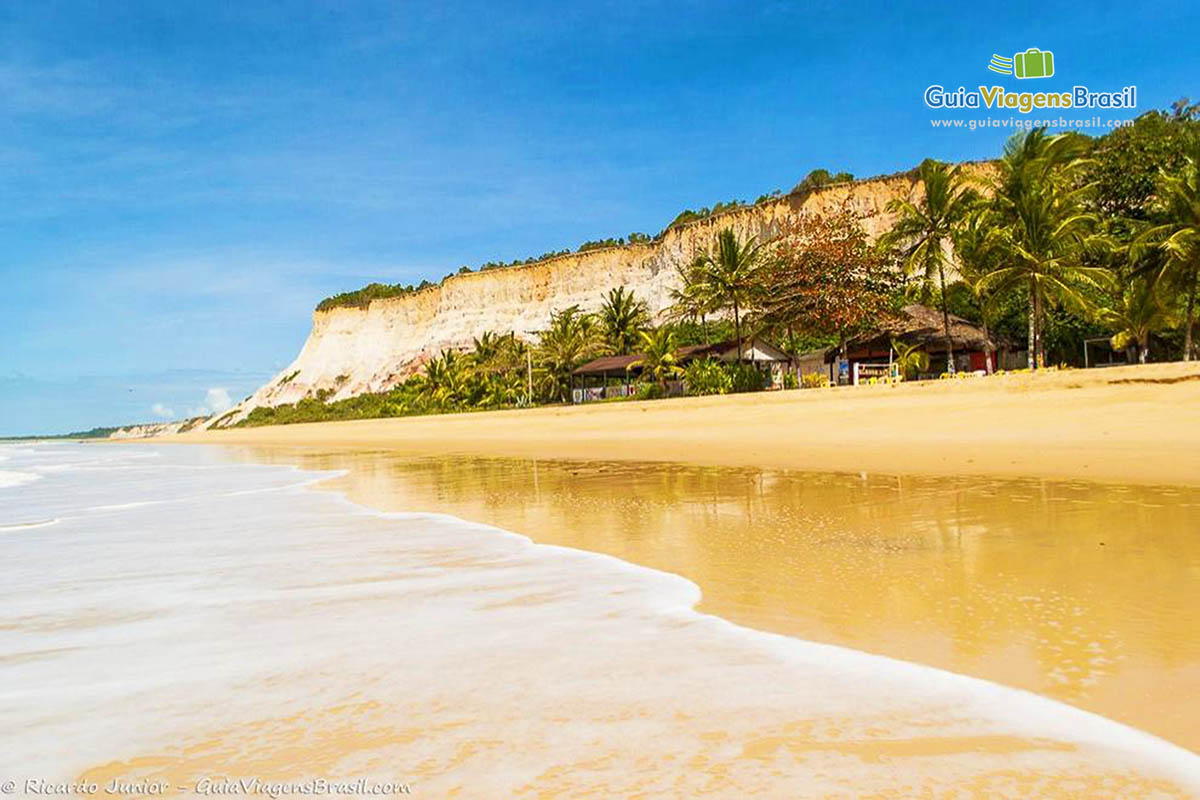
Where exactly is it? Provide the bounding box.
[526,348,534,405]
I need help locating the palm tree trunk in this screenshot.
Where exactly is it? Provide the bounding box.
[1184,263,1198,362]
[938,264,955,375]
[1027,284,1037,370]
[1033,289,1046,369]
[981,315,994,374]
[733,298,743,363]
[1139,333,1149,364]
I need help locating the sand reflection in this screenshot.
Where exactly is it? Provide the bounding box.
[226,447,1200,752]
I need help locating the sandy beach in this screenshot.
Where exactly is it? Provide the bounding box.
[11,441,1196,799]
[88,359,1195,795]
[150,360,1200,754]
[172,362,1200,486]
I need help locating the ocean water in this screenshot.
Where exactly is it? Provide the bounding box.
[1,442,1197,798]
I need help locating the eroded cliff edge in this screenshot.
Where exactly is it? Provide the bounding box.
[215,167,969,426]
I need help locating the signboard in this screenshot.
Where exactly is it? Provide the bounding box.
[852,362,897,385]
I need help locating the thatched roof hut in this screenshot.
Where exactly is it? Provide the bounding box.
[827,304,996,361]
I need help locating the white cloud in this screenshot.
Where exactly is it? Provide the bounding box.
[203,387,233,414]
[186,387,233,418]
[151,402,175,419]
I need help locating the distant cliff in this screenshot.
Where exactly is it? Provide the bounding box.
[109,418,207,439]
[213,165,984,427]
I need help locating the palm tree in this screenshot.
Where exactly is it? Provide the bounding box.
[599,286,650,355]
[1101,277,1171,364]
[466,331,529,407]
[470,331,502,364]
[953,207,1003,373]
[423,349,469,408]
[666,259,720,344]
[479,371,525,407]
[981,130,1113,369]
[692,229,765,360]
[534,306,604,403]
[884,159,978,374]
[471,331,526,373]
[890,338,930,380]
[1140,136,1200,360]
[628,327,683,392]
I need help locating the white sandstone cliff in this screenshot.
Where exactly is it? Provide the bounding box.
[214,167,981,426]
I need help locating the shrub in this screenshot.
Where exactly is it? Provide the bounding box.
[316,282,416,311]
[782,371,799,390]
[684,359,732,396]
[635,383,666,400]
[801,372,831,389]
[727,362,767,393]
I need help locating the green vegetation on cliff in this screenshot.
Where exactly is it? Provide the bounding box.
[305,104,1200,371]
[316,280,435,311]
[313,167,855,311]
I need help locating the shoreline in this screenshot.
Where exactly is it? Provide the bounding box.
[158,361,1200,487]
[280,468,1200,785]
[209,442,1200,753]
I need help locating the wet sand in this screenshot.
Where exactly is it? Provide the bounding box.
[174,361,1200,486]
[222,448,1200,753]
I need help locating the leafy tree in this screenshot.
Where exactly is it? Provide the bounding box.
[578,237,625,252]
[691,228,767,360]
[758,210,902,360]
[661,200,747,234]
[792,169,854,194]
[599,286,651,355]
[1090,110,1198,221]
[317,282,417,311]
[883,159,979,373]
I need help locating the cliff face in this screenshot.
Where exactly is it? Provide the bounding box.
[215,169,948,426]
[109,418,207,439]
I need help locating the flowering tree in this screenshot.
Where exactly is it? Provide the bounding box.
[757,209,902,358]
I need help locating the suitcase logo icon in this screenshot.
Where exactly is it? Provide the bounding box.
[988,48,1055,79]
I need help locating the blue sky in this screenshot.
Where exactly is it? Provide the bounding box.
[3,0,1197,435]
